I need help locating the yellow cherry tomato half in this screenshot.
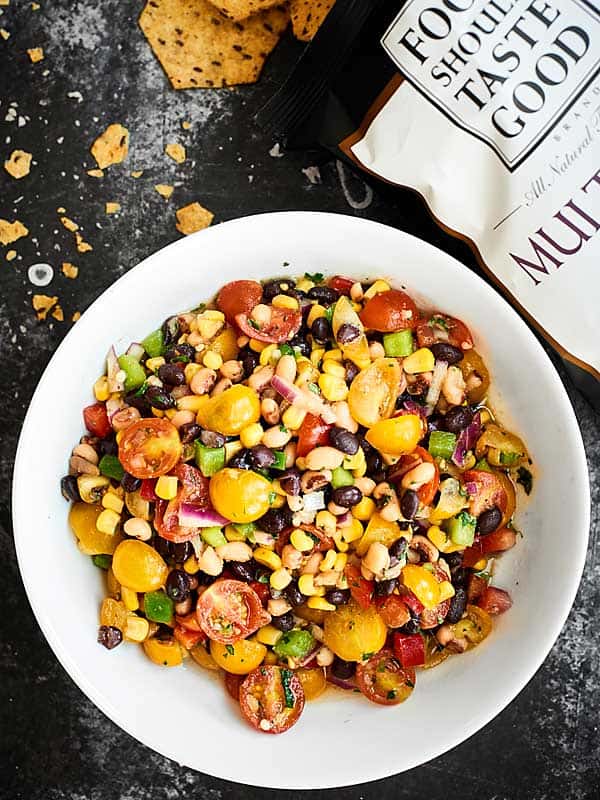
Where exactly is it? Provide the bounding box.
[401,564,441,610]
[323,600,387,663]
[365,414,422,455]
[209,468,272,523]
[348,358,402,428]
[296,667,327,700]
[143,636,183,667]
[112,539,168,593]
[196,385,260,436]
[69,502,123,555]
[210,638,267,674]
[355,512,405,557]
[451,605,492,649]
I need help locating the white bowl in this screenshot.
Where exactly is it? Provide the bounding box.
[13,212,589,789]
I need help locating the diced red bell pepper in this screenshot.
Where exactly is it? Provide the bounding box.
[344,564,373,609]
[140,478,158,501]
[174,625,206,650]
[296,414,332,457]
[393,633,425,667]
[328,275,355,295]
[83,403,111,439]
[477,586,513,615]
[467,573,488,603]
[400,591,425,616]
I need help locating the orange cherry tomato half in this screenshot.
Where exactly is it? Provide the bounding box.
[356,650,416,705]
[239,666,305,734]
[415,313,473,351]
[196,580,270,644]
[118,418,182,479]
[235,308,302,344]
[154,464,210,543]
[477,586,513,615]
[376,595,411,629]
[216,280,263,326]
[296,414,332,457]
[224,672,243,702]
[359,290,418,332]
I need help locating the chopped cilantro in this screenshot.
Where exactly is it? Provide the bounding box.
[474,570,491,580]
[248,319,260,330]
[268,491,277,505]
[225,644,234,656]
[279,343,294,356]
[406,679,415,689]
[307,382,320,394]
[279,424,288,433]
[305,271,324,283]
[135,380,149,396]
[361,652,374,661]
[258,573,269,584]
[280,668,295,708]
[282,261,290,267]
[430,315,449,331]
[516,466,533,495]
[500,451,521,466]
[387,690,397,700]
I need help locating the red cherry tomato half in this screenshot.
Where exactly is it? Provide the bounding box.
[344,564,374,609]
[298,523,336,552]
[463,469,515,525]
[400,591,424,617]
[328,275,354,295]
[392,446,439,506]
[419,599,451,629]
[415,313,473,351]
[296,414,332,458]
[376,595,411,629]
[467,573,488,603]
[477,586,513,615]
[239,665,305,734]
[216,280,263,326]
[359,290,419,332]
[356,649,416,705]
[154,464,210,543]
[463,527,517,567]
[392,633,426,668]
[83,403,111,439]
[118,418,182,479]
[224,672,243,702]
[196,580,270,644]
[235,308,302,344]
[140,478,158,501]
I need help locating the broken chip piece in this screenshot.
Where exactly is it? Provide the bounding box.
[175,201,214,235]
[206,0,284,21]
[75,232,93,252]
[290,0,334,41]
[4,149,32,179]
[0,218,28,245]
[62,262,79,279]
[155,184,174,199]
[60,216,79,232]
[90,123,129,169]
[105,202,121,214]
[32,294,58,320]
[27,46,44,62]
[165,143,186,164]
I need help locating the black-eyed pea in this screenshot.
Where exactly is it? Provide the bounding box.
[216,541,253,562]
[275,354,297,384]
[281,544,303,571]
[262,425,292,449]
[261,397,281,425]
[362,542,390,576]
[190,367,217,396]
[174,597,192,616]
[198,546,224,576]
[248,365,274,392]
[316,645,335,667]
[210,378,232,396]
[305,446,345,471]
[284,441,297,469]
[368,341,385,359]
[123,517,152,541]
[354,476,376,496]
[301,551,323,575]
[220,360,244,382]
[170,410,196,429]
[267,597,292,617]
[72,443,99,465]
[400,461,436,491]
[69,455,100,476]
[331,401,359,434]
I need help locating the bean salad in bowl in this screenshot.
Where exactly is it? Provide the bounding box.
[61,273,531,735]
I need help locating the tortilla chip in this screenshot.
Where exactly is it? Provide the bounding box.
[176,201,214,235]
[0,29,10,41]
[51,305,64,322]
[72,311,81,322]
[0,219,28,245]
[0,1,10,6]
[75,232,93,252]
[87,168,104,178]
[165,142,186,163]
[62,262,79,278]
[60,216,79,232]
[32,294,58,320]
[27,46,44,62]
[6,250,17,261]
[31,2,40,9]
[4,149,32,179]
[90,123,129,169]
[155,184,174,199]
[206,0,283,21]
[139,0,289,89]
[106,202,121,214]
[290,0,334,41]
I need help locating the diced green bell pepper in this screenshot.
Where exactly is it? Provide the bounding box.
[331,467,354,488]
[118,354,146,391]
[383,329,414,357]
[428,431,457,460]
[144,590,174,624]
[500,451,520,466]
[325,302,336,324]
[447,510,477,546]
[271,450,287,470]
[279,343,295,357]
[233,522,256,542]
[474,457,492,472]
[98,454,125,482]
[142,328,164,358]
[92,554,112,570]
[195,442,226,477]
[200,527,227,548]
[273,629,315,659]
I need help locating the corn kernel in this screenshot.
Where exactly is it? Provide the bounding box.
[298,573,319,596]
[225,524,247,542]
[295,278,315,293]
[102,492,124,514]
[333,532,349,553]
[121,586,139,612]
[146,356,165,372]
[93,376,110,402]
[462,452,477,470]
[318,373,348,402]
[152,408,165,418]
[342,518,364,543]
[307,596,336,612]
[403,347,435,375]
[198,318,223,340]
[322,349,343,362]
[184,362,202,383]
[270,494,286,508]
[438,581,456,602]
[124,615,150,642]
[307,304,326,327]
[343,448,365,472]
[249,338,268,353]
[256,624,283,646]
[316,510,337,537]
[203,309,225,321]
[472,557,488,571]
[183,555,200,574]
[263,650,279,665]
[270,479,287,496]
[337,573,349,590]
[96,509,120,535]
[427,525,464,554]
[363,279,391,299]
[116,430,124,445]
[310,348,325,367]
[253,547,282,571]
[281,406,307,431]
[178,395,209,413]
[155,475,178,500]
[290,528,315,552]
[203,351,223,371]
[352,496,376,521]
[320,549,337,571]
[259,343,278,366]
[240,422,264,448]
[334,552,347,572]
[322,360,347,378]
[270,567,292,590]
[224,440,243,462]
[272,294,299,311]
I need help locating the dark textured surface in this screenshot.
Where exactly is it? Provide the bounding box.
[1,2,599,799]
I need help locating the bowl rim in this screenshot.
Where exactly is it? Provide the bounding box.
[12,211,590,789]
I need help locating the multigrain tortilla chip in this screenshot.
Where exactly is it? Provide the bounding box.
[290,0,334,41]
[90,124,129,169]
[27,46,44,62]
[155,184,174,199]
[206,0,284,21]
[0,219,28,245]
[32,294,58,320]
[176,201,214,235]
[105,202,121,214]
[165,143,186,163]
[75,232,93,252]
[139,0,289,89]
[62,262,78,278]
[4,149,32,179]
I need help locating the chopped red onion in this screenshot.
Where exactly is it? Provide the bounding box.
[303,491,326,513]
[425,360,448,414]
[178,503,229,528]
[126,342,145,361]
[337,511,353,528]
[106,346,124,393]
[297,645,321,668]
[270,375,337,424]
[401,399,428,419]
[326,670,357,691]
[465,481,478,496]
[106,395,125,421]
[451,411,482,467]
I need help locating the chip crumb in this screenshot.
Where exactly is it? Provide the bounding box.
[302,165,322,185]
[90,123,129,169]
[175,201,214,235]
[75,232,93,252]
[72,311,81,322]
[130,170,144,178]
[31,2,40,9]
[0,1,10,6]
[269,142,284,158]
[57,206,66,214]
[60,216,79,232]
[165,143,186,164]
[181,120,191,130]
[32,294,58,320]
[4,149,32,179]
[155,183,174,199]
[105,202,121,214]
[51,305,64,322]
[87,168,104,178]
[27,46,44,62]
[290,0,334,41]
[0,218,28,245]
[0,29,10,40]
[61,261,78,279]
[6,249,17,261]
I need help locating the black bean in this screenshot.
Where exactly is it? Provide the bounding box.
[263,279,294,301]
[336,323,360,345]
[279,468,301,496]
[258,507,293,536]
[400,618,421,635]
[400,489,419,520]
[97,625,122,650]
[271,612,295,632]
[365,448,383,477]
[389,538,408,561]
[444,551,464,572]
[158,363,186,386]
[125,391,151,413]
[165,343,195,363]
[343,360,359,383]
[445,587,467,624]
[331,657,355,680]
[331,485,362,508]
[229,561,256,582]
[307,285,338,305]
[284,581,304,607]
[240,349,259,378]
[179,423,202,445]
[325,588,350,606]
[311,316,330,343]
[477,506,502,535]
[166,569,192,602]
[171,540,194,563]
[161,316,180,348]
[289,335,310,357]
[199,429,226,448]
[145,385,175,410]
[98,436,118,457]
[153,535,172,561]
[443,405,473,433]
[374,579,397,597]
[329,427,359,455]
[452,567,468,588]
[121,472,142,492]
[250,445,276,470]
[431,342,464,365]
[60,475,80,502]
[227,448,253,470]
[426,415,445,435]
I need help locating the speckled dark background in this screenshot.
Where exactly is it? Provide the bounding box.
[1,2,599,799]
